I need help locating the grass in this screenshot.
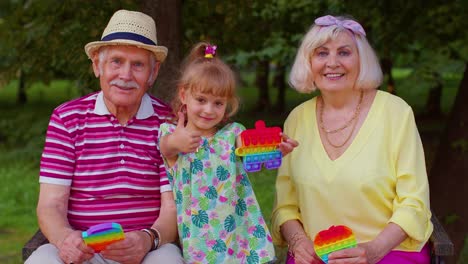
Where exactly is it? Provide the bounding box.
[0,69,463,263]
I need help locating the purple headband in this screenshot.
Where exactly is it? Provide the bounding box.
[314,15,366,36]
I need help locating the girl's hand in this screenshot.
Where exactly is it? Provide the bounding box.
[278,133,299,156]
[170,112,201,153]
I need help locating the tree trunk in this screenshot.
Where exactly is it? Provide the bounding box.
[274,64,286,113]
[429,62,468,263]
[17,69,27,105]
[254,60,270,112]
[381,57,395,94]
[425,72,443,117]
[142,0,182,104]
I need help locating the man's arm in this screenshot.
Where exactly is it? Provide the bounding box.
[151,191,178,245]
[36,183,74,246]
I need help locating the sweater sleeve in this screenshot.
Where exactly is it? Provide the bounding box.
[389,106,433,250]
[271,110,303,247]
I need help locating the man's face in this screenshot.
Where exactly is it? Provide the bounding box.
[93,46,159,113]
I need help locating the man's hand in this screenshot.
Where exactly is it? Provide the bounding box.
[101,231,151,264]
[58,230,94,264]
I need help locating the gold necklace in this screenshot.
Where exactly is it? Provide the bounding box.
[319,91,363,148]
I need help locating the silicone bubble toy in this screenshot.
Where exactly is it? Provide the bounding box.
[313,225,357,263]
[235,120,282,172]
[82,222,125,252]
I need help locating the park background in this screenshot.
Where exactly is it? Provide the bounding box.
[0,0,467,263]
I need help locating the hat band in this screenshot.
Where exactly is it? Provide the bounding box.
[101,32,156,46]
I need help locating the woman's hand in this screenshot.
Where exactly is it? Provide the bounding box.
[278,133,299,156]
[289,236,322,264]
[327,241,382,264]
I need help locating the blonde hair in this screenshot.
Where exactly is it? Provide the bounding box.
[172,42,239,123]
[289,16,383,93]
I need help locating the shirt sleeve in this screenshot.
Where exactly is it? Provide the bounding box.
[39,110,76,185]
[271,111,303,246]
[157,122,176,192]
[389,106,433,250]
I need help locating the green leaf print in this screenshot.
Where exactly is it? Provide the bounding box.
[206,251,217,263]
[167,170,174,184]
[216,165,230,181]
[224,215,236,232]
[190,159,203,174]
[235,199,247,216]
[253,225,266,238]
[182,223,190,238]
[182,168,190,183]
[230,148,236,162]
[249,236,259,251]
[199,196,209,210]
[213,239,227,253]
[240,173,250,186]
[175,190,183,205]
[205,186,218,199]
[210,218,221,227]
[247,250,260,264]
[192,210,209,228]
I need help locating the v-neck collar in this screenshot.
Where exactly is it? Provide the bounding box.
[311,90,385,171]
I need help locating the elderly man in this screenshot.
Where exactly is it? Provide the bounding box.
[25,10,184,264]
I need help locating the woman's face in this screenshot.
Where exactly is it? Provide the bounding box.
[310,32,360,92]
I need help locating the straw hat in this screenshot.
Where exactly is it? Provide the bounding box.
[84,10,168,62]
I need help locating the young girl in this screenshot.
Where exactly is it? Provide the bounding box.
[158,42,298,264]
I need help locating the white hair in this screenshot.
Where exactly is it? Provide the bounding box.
[289,18,383,93]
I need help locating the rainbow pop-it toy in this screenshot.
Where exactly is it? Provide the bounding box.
[313,225,357,263]
[82,222,125,252]
[235,120,283,172]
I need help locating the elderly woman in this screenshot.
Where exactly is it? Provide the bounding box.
[272,15,433,264]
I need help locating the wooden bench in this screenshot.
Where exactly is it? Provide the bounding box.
[22,214,454,262]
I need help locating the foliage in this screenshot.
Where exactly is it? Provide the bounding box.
[0,0,138,95]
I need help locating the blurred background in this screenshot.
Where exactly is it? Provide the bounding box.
[0,0,467,263]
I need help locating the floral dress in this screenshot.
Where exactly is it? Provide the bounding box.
[159,122,276,264]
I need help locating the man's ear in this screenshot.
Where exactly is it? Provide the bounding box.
[91,52,100,78]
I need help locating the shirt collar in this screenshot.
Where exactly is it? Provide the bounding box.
[93,91,155,120]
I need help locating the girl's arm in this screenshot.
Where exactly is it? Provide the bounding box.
[278,133,299,156]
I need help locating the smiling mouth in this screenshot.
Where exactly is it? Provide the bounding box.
[325,73,344,78]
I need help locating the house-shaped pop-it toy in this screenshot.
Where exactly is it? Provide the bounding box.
[82,222,125,252]
[235,120,282,172]
[313,225,357,263]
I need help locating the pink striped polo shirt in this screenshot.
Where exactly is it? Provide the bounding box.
[39,91,172,232]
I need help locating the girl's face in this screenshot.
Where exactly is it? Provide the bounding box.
[310,32,360,92]
[181,90,227,136]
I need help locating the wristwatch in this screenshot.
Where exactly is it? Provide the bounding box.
[148,228,160,250]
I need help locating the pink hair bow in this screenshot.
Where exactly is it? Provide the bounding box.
[204,45,217,58]
[314,15,366,36]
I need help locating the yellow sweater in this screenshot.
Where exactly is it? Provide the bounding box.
[271,91,433,251]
